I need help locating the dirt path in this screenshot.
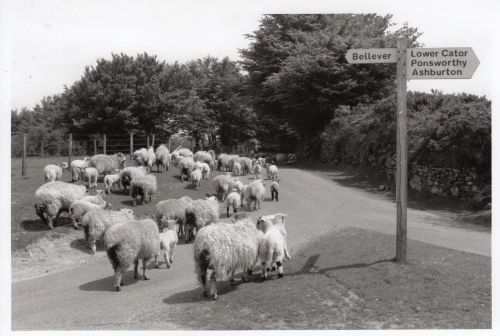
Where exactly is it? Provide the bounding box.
[11,167,491,329]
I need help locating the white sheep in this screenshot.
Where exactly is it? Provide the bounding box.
[130,174,157,206]
[146,147,156,172]
[155,197,193,238]
[155,219,178,269]
[208,150,216,163]
[80,189,107,205]
[82,208,134,254]
[103,218,161,291]
[239,157,253,175]
[81,167,99,189]
[243,179,266,211]
[191,168,202,189]
[232,162,242,176]
[171,147,194,166]
[256,213,291,279]
[34,181,88,229]
[104,172,121,194]
[133,148,149,166]
[184,196,220,242]
[178,156,195,182]
[89,153,127,176]
[69,199,111,229]
[270,181,279,201]
[193,218,263,300]
[70,157,90,182]
[119,166,148,192]
[194,161,210,179]
[266,164,279,181]
[211,174,236,201]
[155,144,170,172]
[225,191,241,217]
[194,151,215,170]
[253,163,263,179]
[43,164,63,182]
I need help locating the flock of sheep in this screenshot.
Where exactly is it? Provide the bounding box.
[33,145,291,300]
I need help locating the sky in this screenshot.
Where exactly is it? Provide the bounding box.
[1,0,498,110]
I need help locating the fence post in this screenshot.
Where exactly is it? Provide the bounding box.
[22,133,27,176]
[103,134,107,155]
[93,138,97,155]
[152,134,155,148]
[147,136,150,148]
[40,141,44,158]
[68,133,72,167]
[130,133,133,160]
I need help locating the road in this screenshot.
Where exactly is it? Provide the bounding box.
[11,167,491,329]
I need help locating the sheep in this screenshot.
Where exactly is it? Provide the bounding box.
[193,218,263,300]
[155,196,193,238]
[193,151,215,170]
[80,189,107,205]
[184,196,219,242]
[70,157,90,182]
[89,153,127,176]
[155,219,178,268]
[119,166,148,192]
[211,174,237,201]
[130,174,157,206]
[225,191,241,217]
[43,164,63,182]
[253,163,263,179]
[133,148,149,166]
[228,155,241,171]
[232,162,242,176]
[208,149,216,163]
[256,213,291,279]
[171,147,194,166]
[81,167,99,189]
[81,208,134,254]
[34,181,87,229]
[69,199,111,229]
[243,179,266,211]
[194,161,210,179]
[155,144,171,172]
[146,147,156,172]
[191,168,202,189]
[257,157,266,167]
[178,156,195,182]
[266,164,279,181]
[103,218,161,291]
[239,157,253,175]
[270,181,279,201]
[216,153,230,171]
[60,162,69,170]
[104,171,122,194]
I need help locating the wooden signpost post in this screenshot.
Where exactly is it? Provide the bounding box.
[345,38,480,263]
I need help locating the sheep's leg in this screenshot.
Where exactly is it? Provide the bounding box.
[226,206,230,218]
[169,245,175,264]
[134,259,139,279]
[261,262,268,280]
[154,253,160,268]
[89,239,97,255]
[233,205,237,214]
[72,217,79,230]
[209,272,218,300]
[114,270,124,291]
[164,250,170,268]
[142,258,149,280]
[276,260,284,278]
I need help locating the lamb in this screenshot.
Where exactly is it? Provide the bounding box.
[194,161,210,179]
[80,189,107,205]
[103,218,161,291]
[193,218,263,300]
[270,181,279,201]
[89,153,127,176]
[256,213,291,279]
[171,147,194,166]
[266,164,279,181]
[119,166,148,192]
[155,144,170,172]
[155,219,178,268]
[34,181,88,229]
[239,157,253,175]
[70,157,90,182]
[104,171,122,194]
[155,196,193,238]
[60,162,69,170]
[232,162,242,176]
[191,168,202,189]
[146,147,156,172]
[243,179,266,211]
[253,163,263,179]
[178,156,195,182]
[130,174,157,206]
[81,208,134,254]
[81,167,99,189]
[193,151,215,170]
[211,174,236,201]
[133,148,149,166]
[225,191,241,217]
[184,196,220,242]
[69,199,111,229]
[43,164,63,182]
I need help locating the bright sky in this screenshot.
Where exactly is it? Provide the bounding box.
[1,0,498,110]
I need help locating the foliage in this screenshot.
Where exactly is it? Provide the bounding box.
[320,91,491,178]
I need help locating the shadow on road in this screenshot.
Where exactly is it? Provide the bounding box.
[79,272,139,292]
[21,219,47,232]
[163,281,239,304]
[69,238,92,254]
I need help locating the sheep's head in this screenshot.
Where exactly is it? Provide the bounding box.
[256,215,274,233]
[60,162,69,170]
[165,219,177,231]
[83,157,90,162]
[120,208,134,219]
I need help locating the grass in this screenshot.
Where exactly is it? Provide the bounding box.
[11,156,225,252]
[162,227,491,329]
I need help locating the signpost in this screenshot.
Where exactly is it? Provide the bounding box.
[346,39,479,263]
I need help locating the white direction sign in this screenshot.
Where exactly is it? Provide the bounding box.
[407,47,479,79]
[345,48,397,64]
